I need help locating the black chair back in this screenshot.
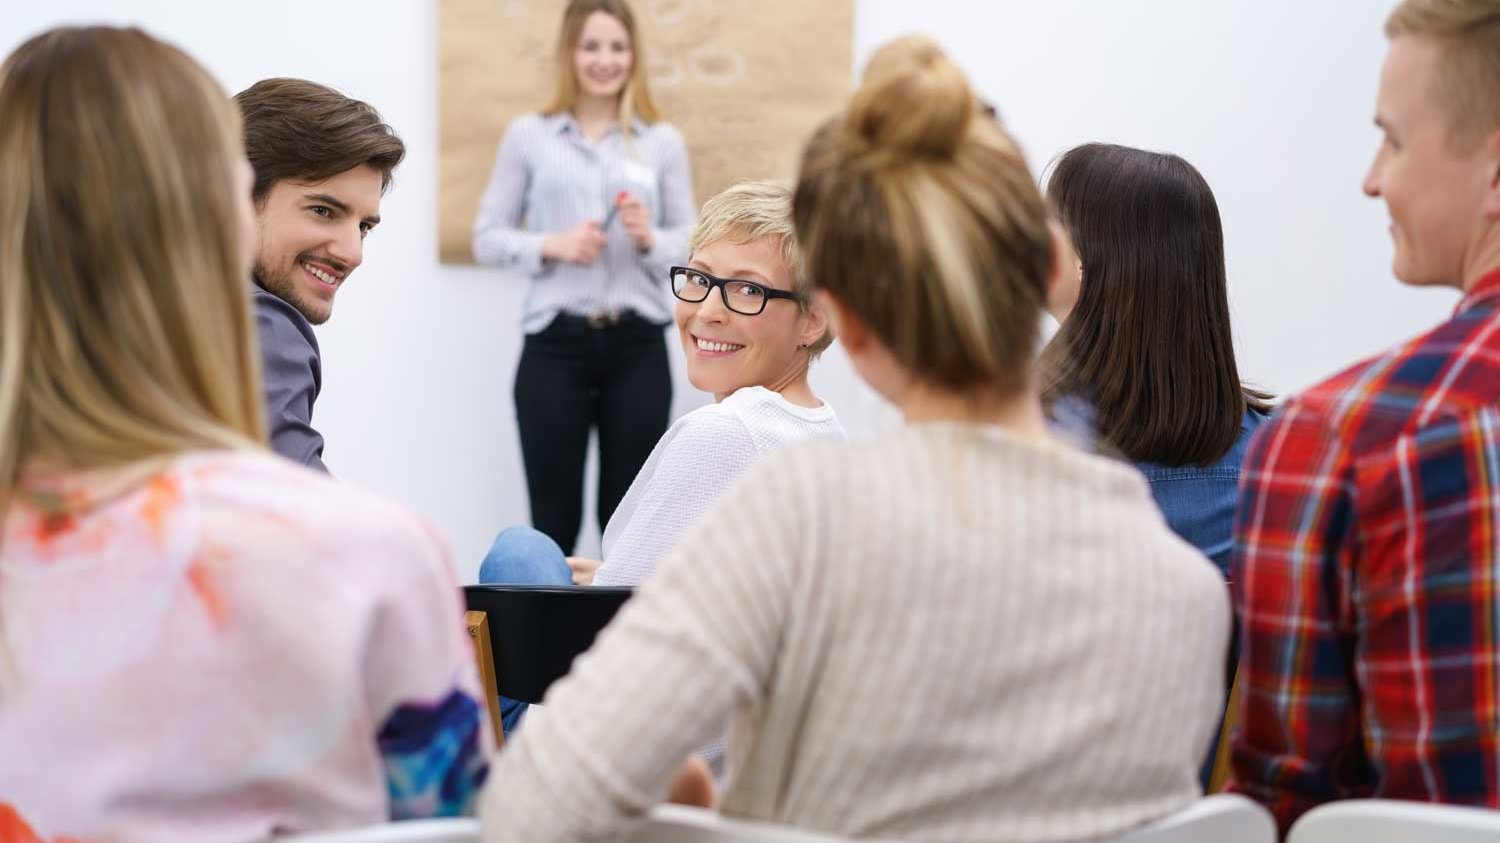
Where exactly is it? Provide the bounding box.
[463,584,633,704]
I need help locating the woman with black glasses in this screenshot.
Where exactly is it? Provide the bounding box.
[585,180,844,587]
[477,180,844,738]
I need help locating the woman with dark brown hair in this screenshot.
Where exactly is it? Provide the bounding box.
[1042,143,1273,574]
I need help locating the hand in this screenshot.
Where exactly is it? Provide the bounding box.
[617,192,655,253]
[542,220,607,265]
[665,754,717,809]
[565,555,601,586]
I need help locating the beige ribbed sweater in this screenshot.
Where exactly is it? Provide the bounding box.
[481,424,1230,843]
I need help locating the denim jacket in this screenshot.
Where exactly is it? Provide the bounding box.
[1133,408,1266,577]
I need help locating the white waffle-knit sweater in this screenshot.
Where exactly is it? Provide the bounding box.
[593,385,846,587]
[482,423,1230,843]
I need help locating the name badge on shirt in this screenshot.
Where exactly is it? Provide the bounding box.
[622,160,654,189]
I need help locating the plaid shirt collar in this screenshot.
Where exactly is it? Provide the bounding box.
[1455,267,1500,315]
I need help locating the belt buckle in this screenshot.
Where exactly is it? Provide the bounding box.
[586,310,621,329]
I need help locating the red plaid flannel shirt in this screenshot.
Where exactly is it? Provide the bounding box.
[1229,269,1500,832]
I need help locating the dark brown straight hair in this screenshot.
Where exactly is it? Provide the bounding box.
[1041,143,1271,466]
[234,78,405,202]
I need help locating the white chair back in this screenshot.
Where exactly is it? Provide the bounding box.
[625,806,874,842]
[1287,799,1500,843]
[1109,794,1276,843]
[275,818,479,842]
[634,799,1278,843]
[272,796,1278,843]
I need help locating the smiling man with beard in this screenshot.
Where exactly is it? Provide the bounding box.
[235,78,406,470]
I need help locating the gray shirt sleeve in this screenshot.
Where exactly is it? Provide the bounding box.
[472,118,548,273]
[639,124,695,278]
[253,288,327,472]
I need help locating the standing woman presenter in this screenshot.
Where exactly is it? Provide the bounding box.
[473,0,695,552]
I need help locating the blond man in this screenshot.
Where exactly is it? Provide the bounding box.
[1229,0,1500,831]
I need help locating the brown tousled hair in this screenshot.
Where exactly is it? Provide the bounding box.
[542,0,662,128]
[234,77,406,202]
[1040,143,1272,466]
[792,36,1053,397]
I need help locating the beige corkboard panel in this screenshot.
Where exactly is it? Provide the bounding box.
[438,0,854,264]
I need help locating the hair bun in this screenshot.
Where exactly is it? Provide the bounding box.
[844,36,975,160]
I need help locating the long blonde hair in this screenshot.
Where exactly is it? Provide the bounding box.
[541,0,662,129]
[792,36,1053,397]
[0,26,265,501]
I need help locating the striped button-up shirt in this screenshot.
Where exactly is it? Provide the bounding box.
[1229,268,1500,832]
[472,112,696,332]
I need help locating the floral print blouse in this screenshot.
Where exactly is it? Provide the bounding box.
[0,450,489,842]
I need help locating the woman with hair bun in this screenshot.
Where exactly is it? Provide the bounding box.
[481,36,1228,843]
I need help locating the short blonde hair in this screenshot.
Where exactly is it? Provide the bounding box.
[1386,0,1500,149]
[690,180,833,355]
[793,36,1052,395]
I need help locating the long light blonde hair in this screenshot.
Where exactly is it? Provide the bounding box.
[0,26,265,502]
[541,0,662,129]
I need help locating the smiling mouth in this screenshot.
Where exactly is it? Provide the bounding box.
[694,335,745,354]
[301,260,343,290]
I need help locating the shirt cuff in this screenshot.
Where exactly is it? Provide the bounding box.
[642,227,686,270]
[517,232,548,275]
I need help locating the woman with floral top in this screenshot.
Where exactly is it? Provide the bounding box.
[0,26,488,842]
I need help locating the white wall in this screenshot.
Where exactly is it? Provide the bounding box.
[2,1,1456,580]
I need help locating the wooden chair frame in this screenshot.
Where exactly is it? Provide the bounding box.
[464,609,504,749]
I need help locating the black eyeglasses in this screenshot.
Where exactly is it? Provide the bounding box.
[669,266,800,316]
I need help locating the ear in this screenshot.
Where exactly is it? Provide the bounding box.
[799,295,831,350]
[1486,127,1500,220]
[1042,220,1079,322]
[1044,220,1066,301]
[815,289,864,353]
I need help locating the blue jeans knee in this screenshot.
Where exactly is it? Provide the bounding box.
[478,525,571,585]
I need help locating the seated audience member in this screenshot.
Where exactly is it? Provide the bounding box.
[479,36,1229,843]
[1041,143,1272,575]
[1230,0,1500,832]
[1040,143,1273,790]
[478,180,843,737]
[479,179,843,591]
[235,78,406,472]
[0,26,488,839]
